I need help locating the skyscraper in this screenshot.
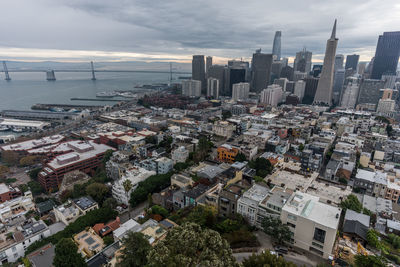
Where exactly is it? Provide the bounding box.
[334,54,344,71]
[260,84,283,106]
[208,65,225,94]
[371,31,400,79]
[206,56,213,74]
[272,31,282,61]
[228,68,246,95]
[192,55,206,92]
[294,48,312,73]
[332,69,345,104]
[182,80,202,97]
[313,20,338,106]
[250,50,273,93]
[345,54,360,71]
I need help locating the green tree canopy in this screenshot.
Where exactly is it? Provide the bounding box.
[340,194,363,213]
[147,222,239,267]
[243,251,297,267]
[53,238,86,267]
[117,232,151,267]
[249,158,273,177]
[261,216,291,245]
[102,198,118,210]
[235,153,247,162]
[354,254,387,267]
[86,182,109,204]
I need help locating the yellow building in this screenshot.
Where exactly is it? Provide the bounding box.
[217,144,239,163]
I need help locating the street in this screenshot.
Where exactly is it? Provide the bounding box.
[119,201,149,223]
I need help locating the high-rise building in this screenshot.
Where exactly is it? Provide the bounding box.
[228,68,246,95]
[274,78,288,92]
[313,20,338,106]
[192,55,206,92]
[280,65,294,81]
[251,50,273,93]
[380,88,396,100]
[345,54,360,71]
[182,80,202,97]
[293,80,306,101]
[207,78,219,99]
[304,77,319,104]
[228,60,251,82]
[332,69,346,104]
[371,31,400,79]
[207,65,225,95]
[232,82,250,101]
[294,71,307,82]
[377,99,395,115]
[357,79,385,106]
[312,65,323,78]
[294,48,312,73]
[272,31,282,61]
[382,74,397,89]
[260,84,283,106]
[270,61,283,82]
[340,77,360,109]
[206,56,213,74]
[334,54,344,71]
[286,81,296,93]
[358,62,367,75]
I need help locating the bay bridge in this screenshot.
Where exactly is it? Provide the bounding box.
[1,61,191,81]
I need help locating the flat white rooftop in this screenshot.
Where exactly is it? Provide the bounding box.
[1,135,64,151]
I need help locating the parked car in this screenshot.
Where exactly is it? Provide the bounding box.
[274,246,288,255]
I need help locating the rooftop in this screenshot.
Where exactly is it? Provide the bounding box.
[73,196,97,211]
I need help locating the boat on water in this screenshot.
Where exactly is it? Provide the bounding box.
[49,107,64,112]
[96,91,117,98]
[12,128,24,133]
[0,126,9,131]
[117,92,137,98]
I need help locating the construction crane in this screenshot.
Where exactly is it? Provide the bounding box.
[90,61,96,81]
[2,61,11,81]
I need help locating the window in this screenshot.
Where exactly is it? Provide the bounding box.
[312,241,324,249]
[287,222,296,228]
[288,214,297,221]
[313,228,326,243]
[12,247,16,252]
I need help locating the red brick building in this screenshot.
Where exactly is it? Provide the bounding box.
[0,184,22,203]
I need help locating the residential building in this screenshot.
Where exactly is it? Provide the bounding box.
[182,80,201,97]
[212,121,234,138]
[260,84,283,106]
[112,167,155,205]
[280,192,341,259]
[237,184,270,226]
[53,201,80,225]
[0,192,34,222]
[293,80,306,102]
[171,146,189,164]
[217,144,239,163]
[340,77,360,109]
[218,183,246,218]
[0,184,21,203]
[155,157,173,174]
[357,79,385,106]
[74,228,104,258]
[207,78,219,99]
[171,173,193,189]
[232,82,250,101]
[73,196,99,215]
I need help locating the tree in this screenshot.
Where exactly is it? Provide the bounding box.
[27,181,44,196]
[122,179,133,204]
[243,251,297,267]
[261,217,291,245]
[1,151,19,166]
[366,229,388,254]
[117,232,151,267]
[103,235,114,247]
[53,238,86,267]
[86,183,109,204]
[147,222,239,267]
[0,165,9,177]
[249,158,273,177]
[103,198,117,210]
[102,149,114,165]
[235,153,247,162]
[150,205,169,218]
[145,135,157,144]
[29,168,42,180]
[19,155,37,167]
[339,194,363,213]
[354,254,387,267]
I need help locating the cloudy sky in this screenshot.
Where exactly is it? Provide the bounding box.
[0,0,399,64]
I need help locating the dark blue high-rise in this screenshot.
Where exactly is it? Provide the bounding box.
[371,31,400,79]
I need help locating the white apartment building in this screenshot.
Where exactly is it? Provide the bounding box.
[377,99,395,116]
[112,167,156,205]
[53,201,80,225]
[155,157,173,174]
[293,80,306,101]
[171,146,189,164]
[260,84,283,107]
[207,78,219,99]
[212,121,234,138]
[237,184,270,226]
[280,192,341,259]
[182,80,201,97]
[232,82,250,101]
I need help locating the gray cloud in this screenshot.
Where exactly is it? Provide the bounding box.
[0,0,399,62]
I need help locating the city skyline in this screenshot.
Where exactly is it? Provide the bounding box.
[1,0,400,63]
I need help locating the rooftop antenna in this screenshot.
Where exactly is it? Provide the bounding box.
[90,61,96,81]
[2,61,11,81]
